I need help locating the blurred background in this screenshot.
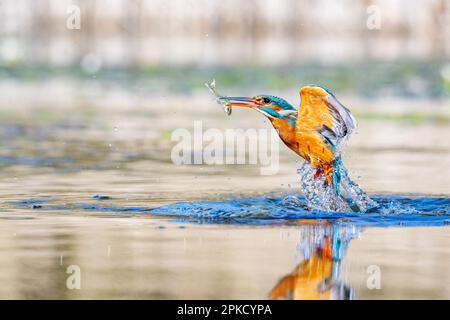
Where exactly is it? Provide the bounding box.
[1,0,450,65]
[1,0,450,94]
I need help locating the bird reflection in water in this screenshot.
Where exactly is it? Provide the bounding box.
[270,221,360,300]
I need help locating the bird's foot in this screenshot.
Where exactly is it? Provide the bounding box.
[314,165,333,186]
[314,168,323,180]
[323,165,333,186]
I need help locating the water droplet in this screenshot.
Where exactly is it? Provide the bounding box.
[93,194,111,200]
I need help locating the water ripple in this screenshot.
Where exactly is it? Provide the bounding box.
[151,195,450,227]
[9,195,450,227]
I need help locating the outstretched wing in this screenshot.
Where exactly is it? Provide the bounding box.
[297,85,357,147]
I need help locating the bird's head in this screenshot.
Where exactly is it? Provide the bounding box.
[223,94,296,125]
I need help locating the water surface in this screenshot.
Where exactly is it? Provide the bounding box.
[0,89,449,299]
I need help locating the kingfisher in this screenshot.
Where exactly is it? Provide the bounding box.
[221,85,356,195]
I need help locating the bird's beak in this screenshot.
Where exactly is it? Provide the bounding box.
[221,97,263,108]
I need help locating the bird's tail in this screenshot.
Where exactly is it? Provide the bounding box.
[332,157,342,196]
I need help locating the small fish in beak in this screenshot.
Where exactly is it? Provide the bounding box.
[205,79,232,116]
[205,80,264,115]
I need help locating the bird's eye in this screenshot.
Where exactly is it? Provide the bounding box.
[262,97,271,104]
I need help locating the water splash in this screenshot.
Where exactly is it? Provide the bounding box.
[150,196,450,227]
[10,195,450,227]
[298,161,377,213]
